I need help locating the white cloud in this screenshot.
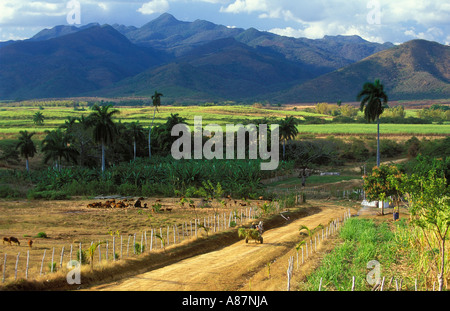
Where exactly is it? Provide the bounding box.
[138,0,170,15]
[220,0,268,14]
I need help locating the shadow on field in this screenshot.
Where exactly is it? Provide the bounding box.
[1,205,321,291]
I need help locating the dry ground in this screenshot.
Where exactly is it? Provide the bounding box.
[87,201,356,291]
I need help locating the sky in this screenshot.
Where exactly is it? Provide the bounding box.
[0,0,449,45]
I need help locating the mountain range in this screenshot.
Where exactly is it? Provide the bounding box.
[0,13,449,103]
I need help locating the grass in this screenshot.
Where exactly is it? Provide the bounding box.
[301,218,398,291]
[301,216,450,291]
[0,105,448,141]
[268,175,360,188]
[297,123,450,135]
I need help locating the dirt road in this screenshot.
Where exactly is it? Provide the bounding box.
[88,203,349,291]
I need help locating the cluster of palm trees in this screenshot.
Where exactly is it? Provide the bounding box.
[15,81,389,173]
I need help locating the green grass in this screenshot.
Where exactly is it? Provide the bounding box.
[268,175,359,187]
[302,218,398,291]
[298,123,450,135]
[0,105,448,140]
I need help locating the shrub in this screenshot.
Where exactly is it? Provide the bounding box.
[36,232,48,238]
[27,190,70,200]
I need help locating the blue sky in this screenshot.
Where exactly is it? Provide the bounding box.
[0,0,449,45]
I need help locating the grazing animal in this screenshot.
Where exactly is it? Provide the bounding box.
[166,207,173,212]
[27,240,33,248]
[9,237,20,246]
[3,237,11,245]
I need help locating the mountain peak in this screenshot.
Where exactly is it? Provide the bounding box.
[142,13,184,29]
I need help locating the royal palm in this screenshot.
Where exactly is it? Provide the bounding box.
[149,91,163,159]
[279,116,299,160]
[16,130,37,172]
[87,104,120,172]
[357,79,389,167]
[41,129,79,171]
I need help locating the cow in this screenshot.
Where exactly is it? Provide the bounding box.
[9,237,20,246]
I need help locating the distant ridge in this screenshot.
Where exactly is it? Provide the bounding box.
[1,13,448,103]
[272,39,450,103]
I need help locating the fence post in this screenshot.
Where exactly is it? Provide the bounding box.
[51,247,55,273]
[26,250,30,280]
[150,229,153,251]
[98,240,102,263]
[40,250,46,276]
[14,252,19,281]
[2,253,6,283]
[287,256,294,291]
[120,236,123,260]
[60,246,65,269]
[111,236,115,261]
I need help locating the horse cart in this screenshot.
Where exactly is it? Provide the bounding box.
[238,221,264,244]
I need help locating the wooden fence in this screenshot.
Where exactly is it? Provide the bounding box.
[1,206,266,285]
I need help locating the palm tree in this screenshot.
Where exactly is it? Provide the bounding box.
[279,116,299,160]
[33,111,45,126]
[149,91,163,159]
[41,129,79,170]
[126,121,145,160]
[357,79,389,167]
[87,104,120,172]
[16,130,37,172]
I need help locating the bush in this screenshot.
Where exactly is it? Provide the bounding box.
[27,190,70,200]
[0,184,21,198]
[36,232,48,238]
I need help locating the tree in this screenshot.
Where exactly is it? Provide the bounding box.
[406,171,450,291]
[279,116,299,160]
[16,130,37,172]
[357,79,389,167]
[363,164,406,216]
[87,104,120,172]
[149,91,163,159]
[33,111,45,126]
[126,121,145,161]
[41,129,79,170]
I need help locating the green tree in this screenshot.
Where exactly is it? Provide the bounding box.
[33,111,45,126]
[357,79,389,167]
[41,129,79,171]
[363,164,406,216]
[406,171,450,291]
[279,116,299,160]
[149,91,163,159]
[87,104,120,172]
[126,121,145,161]
[16,130,37,172]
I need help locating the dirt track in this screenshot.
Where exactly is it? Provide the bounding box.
[88,202,350,291]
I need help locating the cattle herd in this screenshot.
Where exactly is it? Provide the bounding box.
[3,236,33,247]
[86,197,147,209]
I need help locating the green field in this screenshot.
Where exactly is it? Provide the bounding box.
[0,105,448,140]
[298,123,450,135]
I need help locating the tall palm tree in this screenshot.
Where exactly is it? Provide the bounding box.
[149,91,163,159]
[126,121,145,160]
[279,116,299,160]
[87,104,120,172]
[16,130,37,172]
[357,79,389,167]
[33,111,45,126]
[41,129,79,170]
